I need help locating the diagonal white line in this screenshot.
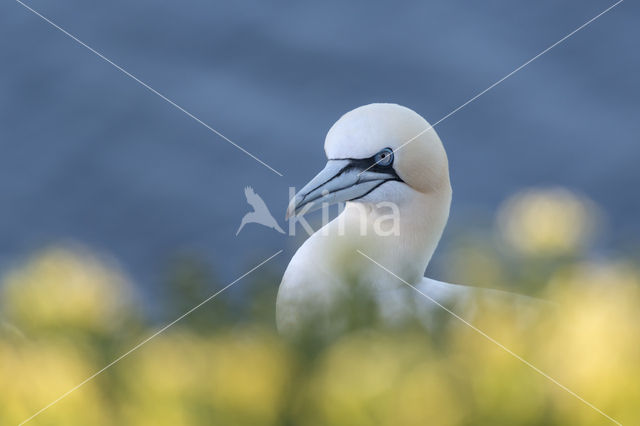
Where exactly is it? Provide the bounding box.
[360,0,624,175]
[357,250,622,426]
[18,249,283,426]
[13,0,284,177]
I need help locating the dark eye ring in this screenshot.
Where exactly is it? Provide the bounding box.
[374,148,394,167]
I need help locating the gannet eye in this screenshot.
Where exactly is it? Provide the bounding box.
[374,148,394,167]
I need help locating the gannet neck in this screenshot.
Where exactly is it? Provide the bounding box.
[393,187,452,279]
[276,186,451,334]
[336,182,451,284]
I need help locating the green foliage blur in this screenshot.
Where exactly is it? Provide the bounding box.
[1,187,639,425]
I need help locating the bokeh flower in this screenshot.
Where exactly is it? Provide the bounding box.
[496,187,599,256]
[1,246,135,335]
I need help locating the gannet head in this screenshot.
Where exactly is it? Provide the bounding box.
[286,103,451,218]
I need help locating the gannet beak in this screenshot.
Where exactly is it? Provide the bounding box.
[286,159,402,219]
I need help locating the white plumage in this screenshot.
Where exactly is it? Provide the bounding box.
[277,104,536,335]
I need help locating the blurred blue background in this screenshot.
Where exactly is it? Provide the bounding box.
[0,0,637,304]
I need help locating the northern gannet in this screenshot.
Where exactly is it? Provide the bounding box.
[277,103,532,334]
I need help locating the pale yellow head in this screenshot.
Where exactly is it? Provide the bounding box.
[287,103,451,217]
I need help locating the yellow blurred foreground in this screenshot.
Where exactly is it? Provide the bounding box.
[1,188,638,425]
